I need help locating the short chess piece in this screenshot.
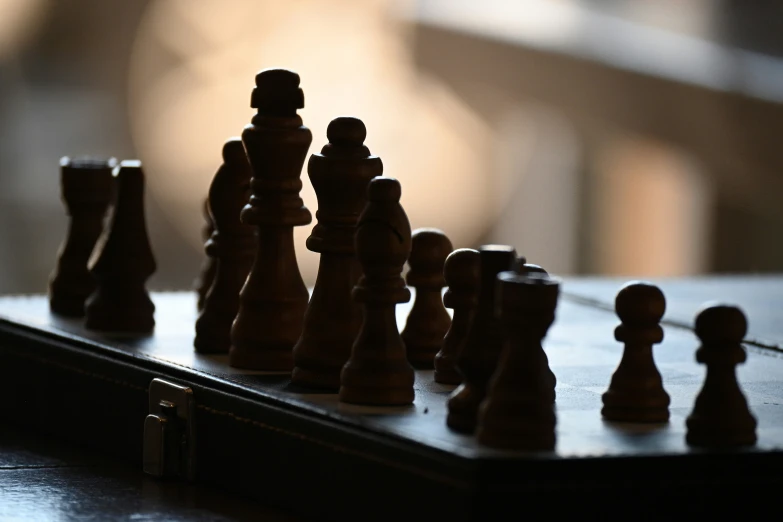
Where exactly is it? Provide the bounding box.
[477,271,559,450]
[434,248,480,385]
[194,138,256,354]
[516,262,556,394]
[518,262,547,276]
[292,116,382,389]
[230,68,313,370]
[339,177,415,406]
[601,281,671,423]
[49,156,116,317]
[194,198,217,311]
[401,228,453,368]
[686,303,757,447]
[446,245,517,433]
[85,160,156,334]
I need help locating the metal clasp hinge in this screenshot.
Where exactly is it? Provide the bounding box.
[143,378,195,480]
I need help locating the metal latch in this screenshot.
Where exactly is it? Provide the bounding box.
[143,378,195,480]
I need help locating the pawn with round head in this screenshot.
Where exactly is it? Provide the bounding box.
[686,303,757,447]
[601,281,671,423]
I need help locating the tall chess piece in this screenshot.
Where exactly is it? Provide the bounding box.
[401,228,453,368]
[49,157,115,317]
[434,248,480,385]
[339,177,415,406]
[85,160,156,334]
[230,69,313,370]
[446,245,517,433]
[194,198,216,311]
[602,282,670,422]
[194,139,256,354]
[477,272,559,450]
[291,117,382,389]
[686,304,757,447]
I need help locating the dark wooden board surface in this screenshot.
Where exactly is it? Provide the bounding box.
[0,276,781,519]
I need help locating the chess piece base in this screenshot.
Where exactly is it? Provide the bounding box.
[193,335,229,354]
[229,345,293,371]
[434,366,462,385]
[406,347,439,369]
[339,357,415,406]
[84,291,155,334]
[291,365,340,391]
[601,389,670,423]
[338,385,414,406]
[601,405,670,423]
[476,427,556,451]
[686,414,757,447]
[446,383,481,434]
[49,295,88,317]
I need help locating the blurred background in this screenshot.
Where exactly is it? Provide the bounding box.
[0,0,781,293]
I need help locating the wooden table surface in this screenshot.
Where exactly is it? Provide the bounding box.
[0,427,306,521]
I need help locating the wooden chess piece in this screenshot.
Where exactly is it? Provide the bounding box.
[477,272,559,450]
[85,160,156,334]
[401,228,453,368]
[516,262,556,398]
[446,245,517,433]
[194,198,217,311]
[686,304,757,447]
[518,262,547,276]
[601,281,670,422]
[291,117,382,389]
[230,68,313,370]
[434,248,480,385]
[49,156,115,317]
[339,177,415,406]
[194,138,256,354]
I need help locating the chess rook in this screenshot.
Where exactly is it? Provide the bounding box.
[401,228,453,368]
[686,304,757,447]
[194,198,216,311]
[194,139,256,354]
[49,156,115,317]
[602,282,670,422]
[291,117,382,389]
[85,160,156,334]
[339,177,415,406]
[434,248,480,384]
[230,69,313,370]
[447,245,517,433]
[517,261,555,392]
[477,272,559,450]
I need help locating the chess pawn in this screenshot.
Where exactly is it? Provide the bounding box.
[517,262,547,276]
[230,69,313,370]
[339,177,415,406]
[291,117,382,389]
[194,198,217,311]
[85,160,156,334]
[194,139,256,354]
[401,228,453,368]
[477,272,559,450]
[601,282,670,422]
[434,248,480,385]
[686,304,757,447]
[447,245,517,433]
[49,157,116,317]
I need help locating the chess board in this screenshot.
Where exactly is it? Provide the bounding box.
[0,277,781,520]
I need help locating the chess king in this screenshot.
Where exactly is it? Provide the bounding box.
[230,68,312,370]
